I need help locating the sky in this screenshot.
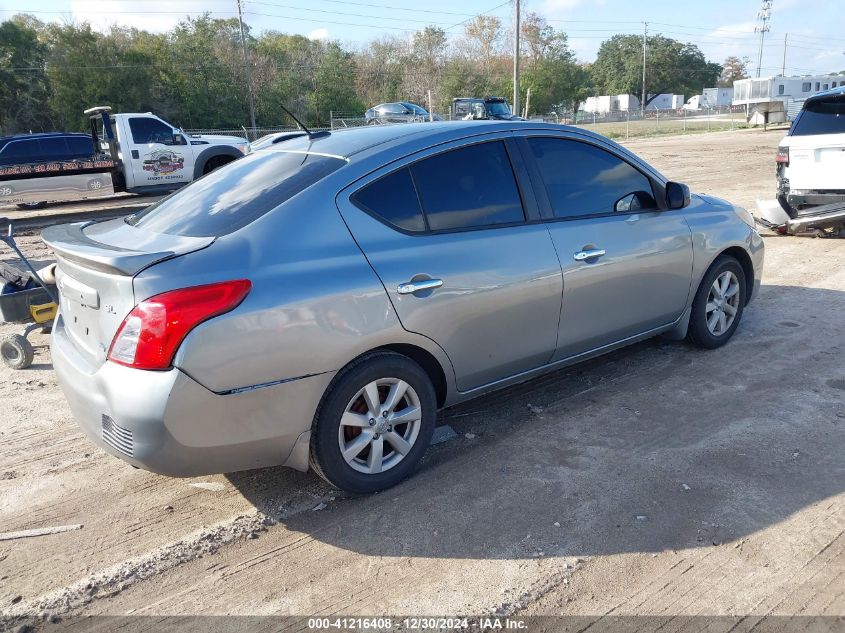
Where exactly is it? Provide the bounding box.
[2,0,844,78]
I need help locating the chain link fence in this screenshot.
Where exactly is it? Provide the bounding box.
[328,111,445,129]
[188,105,752,143]
[561,105,750,140]
[183,126,329,142]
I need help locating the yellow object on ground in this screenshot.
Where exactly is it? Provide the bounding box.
[30,302,57,324]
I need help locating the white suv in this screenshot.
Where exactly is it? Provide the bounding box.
[773,88,845,233]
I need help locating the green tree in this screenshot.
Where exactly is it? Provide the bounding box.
[518,14,590,116]
[0,16,51,133]
[720,55,749,87]
[591,34,720,107]
[308,42,364,125]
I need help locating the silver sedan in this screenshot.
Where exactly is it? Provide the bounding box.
[44,121,764,493]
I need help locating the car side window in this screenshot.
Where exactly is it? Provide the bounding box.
[352,167,426,232]
[411,141,525,231]
[67,137,95,157]
[527,137,656,219]
[40,137,70,158]
[129,118,176,145]
[2,140,36,162]
[353,141,526,233]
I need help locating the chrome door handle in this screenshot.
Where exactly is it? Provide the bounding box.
[397,278,443,295]
[573,249,606,261]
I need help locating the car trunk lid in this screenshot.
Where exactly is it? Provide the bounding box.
[42,218,214,366]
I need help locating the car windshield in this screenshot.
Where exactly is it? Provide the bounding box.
[407,104,428,115]
[487,101,511,116]
[792,96,845,136]
[125,150,345,237]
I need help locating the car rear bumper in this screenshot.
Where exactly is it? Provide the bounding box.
[51,313,334,477]
[778,175,845,211]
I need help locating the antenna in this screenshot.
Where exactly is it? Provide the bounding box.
[755,0,773,78]
[278,105,330,140]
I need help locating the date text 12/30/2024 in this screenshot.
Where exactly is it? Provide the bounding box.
[307,618,528,630]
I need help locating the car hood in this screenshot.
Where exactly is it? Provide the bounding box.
[189,134,249,147]
[695,194,734,209]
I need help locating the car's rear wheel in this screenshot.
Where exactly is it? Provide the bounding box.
[310,351,436,494]
[687,255,746,349]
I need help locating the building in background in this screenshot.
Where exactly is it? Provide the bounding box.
[684,87,734,110]
[733,74,845,123]
[582,94,684,114]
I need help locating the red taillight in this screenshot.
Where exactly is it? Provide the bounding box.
[108,279,251,370]
[776,146,790,165]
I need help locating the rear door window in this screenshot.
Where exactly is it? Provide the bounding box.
[792,96,845,136]
[527,137,656,218]
[352,168,426,232]
[127,150,345,237]
[411,141,525,231]
[40,137,70,159]
[66,136,94,158]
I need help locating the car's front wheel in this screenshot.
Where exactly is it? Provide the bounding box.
[687,255,746,349]
[310,351,436,494]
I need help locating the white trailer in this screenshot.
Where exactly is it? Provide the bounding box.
[733,75,845,123]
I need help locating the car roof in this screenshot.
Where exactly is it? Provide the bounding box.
[263,120,627,164]
[804,86,845,107]
[0,132,92,151]
[0,132,90,143]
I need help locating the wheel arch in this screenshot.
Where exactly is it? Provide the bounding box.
[374,343,448,408]
[715,246,755,306]
[192,146,243,178]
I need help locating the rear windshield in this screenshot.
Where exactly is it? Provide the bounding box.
[792,96,845,136]
[126,150,345,237]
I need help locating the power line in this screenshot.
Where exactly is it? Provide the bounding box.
[250,4,456,25]
[248,0,479,17]
[444,1,512,31]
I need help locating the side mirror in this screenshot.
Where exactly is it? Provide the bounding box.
[172,132,185,145]
[665,181,691,210]
[615,190,657,213]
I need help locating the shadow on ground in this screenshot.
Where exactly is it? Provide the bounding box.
[220,284,841,559]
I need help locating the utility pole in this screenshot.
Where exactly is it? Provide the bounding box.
[781,32,788,76]
[641,22,647,117]
[513,0,520,118]
[237,0,257,132]
[755,0,772,78]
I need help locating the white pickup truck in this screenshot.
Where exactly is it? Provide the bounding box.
[0,107,249,207]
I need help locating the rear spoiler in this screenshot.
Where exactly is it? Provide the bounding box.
[42,221,213,276]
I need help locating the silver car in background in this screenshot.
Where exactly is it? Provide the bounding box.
[44,122,764,493]
[365,102,440,124]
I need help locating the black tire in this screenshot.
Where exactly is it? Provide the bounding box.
[1,334,35,370]
[687,255,746,349]
[202,155,234,175]
[310,351,436,494]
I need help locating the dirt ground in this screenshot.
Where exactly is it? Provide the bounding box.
[2,128,844,630]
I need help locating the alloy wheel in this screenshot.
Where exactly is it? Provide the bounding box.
[705,270,740,336]
[337,378,422,475]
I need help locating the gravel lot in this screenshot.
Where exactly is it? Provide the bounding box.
[1,128,844,629]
